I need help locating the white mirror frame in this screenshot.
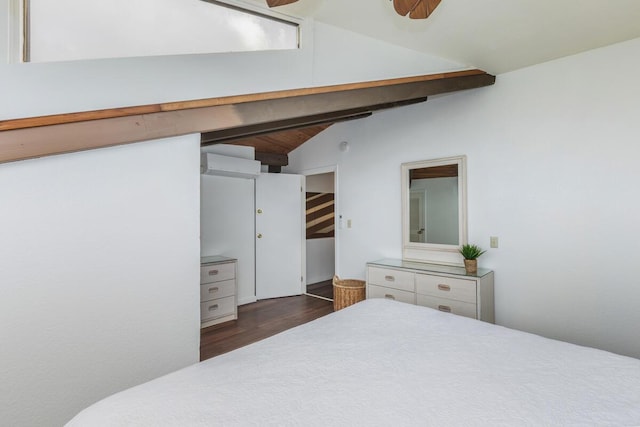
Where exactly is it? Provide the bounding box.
[401,155,467,265]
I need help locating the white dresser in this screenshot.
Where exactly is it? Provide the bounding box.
[366,259,494,323]
[200,256,238,328]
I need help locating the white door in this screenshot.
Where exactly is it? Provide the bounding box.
[410,189,427,243]
[255,173,305,299]
[201,174,256,306]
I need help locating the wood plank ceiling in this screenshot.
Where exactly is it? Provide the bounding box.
[229,124,331,156]
[226,124,332,171]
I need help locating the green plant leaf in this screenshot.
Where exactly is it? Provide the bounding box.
[459,243,486,259]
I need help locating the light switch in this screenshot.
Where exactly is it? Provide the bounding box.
[490,236,499,248]
[347,219,352,228]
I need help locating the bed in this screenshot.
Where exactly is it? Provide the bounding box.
[67,299,640,426]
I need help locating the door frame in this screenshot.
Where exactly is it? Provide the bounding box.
[410,188,427,243]
[299,165,339,295]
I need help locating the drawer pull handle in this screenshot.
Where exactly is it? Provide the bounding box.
[384,275,395,282]
[438,305,452,313]
[384,294,396,300]
[208,287,219,293]
[208,304,219,312]
[437,284,451,291]
[208,269,219,276]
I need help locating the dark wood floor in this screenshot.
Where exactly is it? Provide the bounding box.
[200,294,333,361]
[306,279,333,299]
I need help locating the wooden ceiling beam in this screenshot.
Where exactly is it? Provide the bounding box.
[200,110,372,145]
[255,151,288,167]
[0,70,495,163]
[0,70,489,133]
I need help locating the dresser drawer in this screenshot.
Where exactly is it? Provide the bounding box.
[415,274,476,304]
[368,267,414,292]
[416,294,477,319]
[367,284,415,304]
[201,295,236,322]
[200,279,235,302]
[200,262,235,284]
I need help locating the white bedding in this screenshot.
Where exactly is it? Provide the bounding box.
[67,299,640,426]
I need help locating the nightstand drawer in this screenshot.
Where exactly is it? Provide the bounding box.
[367,284,415,304]
[200,262,235,284]
[415,274,476,304]
[368,267,414,292]
[416,294,477,319]
[200,279,235,302]
[201,296,235,322]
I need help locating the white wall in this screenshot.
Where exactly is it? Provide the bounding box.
[306,237,335,285]
[201,174,256,305]
[0,0,466,121]
[287,37,640,359]
[200,145,257,305]
[306,172,334,194]
[311,21,464,86]
[0,135,201,426]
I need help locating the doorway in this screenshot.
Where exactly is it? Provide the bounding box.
[410,188,427,243]
[303,168,337,301]
[200,145,306,307]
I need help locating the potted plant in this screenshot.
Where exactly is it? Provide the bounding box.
[459,244,486,274]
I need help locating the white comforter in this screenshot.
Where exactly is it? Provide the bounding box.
[67,299,640,426]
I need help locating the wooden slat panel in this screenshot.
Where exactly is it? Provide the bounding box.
[306,218,335,236]
[306,193,334,210]
[306,204,334,223]
[307,231,334,239]
[306,191,334,240]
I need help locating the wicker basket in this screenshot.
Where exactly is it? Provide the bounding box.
[332,275,366,311]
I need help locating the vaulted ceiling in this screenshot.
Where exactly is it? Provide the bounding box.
[8,1,639,165]
[252,0,640,75]
[228,0,640,162]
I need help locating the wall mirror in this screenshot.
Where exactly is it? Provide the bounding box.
[401,155,467,265]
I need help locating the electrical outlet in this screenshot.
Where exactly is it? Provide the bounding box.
[490,236,499,248]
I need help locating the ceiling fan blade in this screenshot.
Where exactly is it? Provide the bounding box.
[266,0,298,7]
[392,0,421,17]
[409,0,441,19]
